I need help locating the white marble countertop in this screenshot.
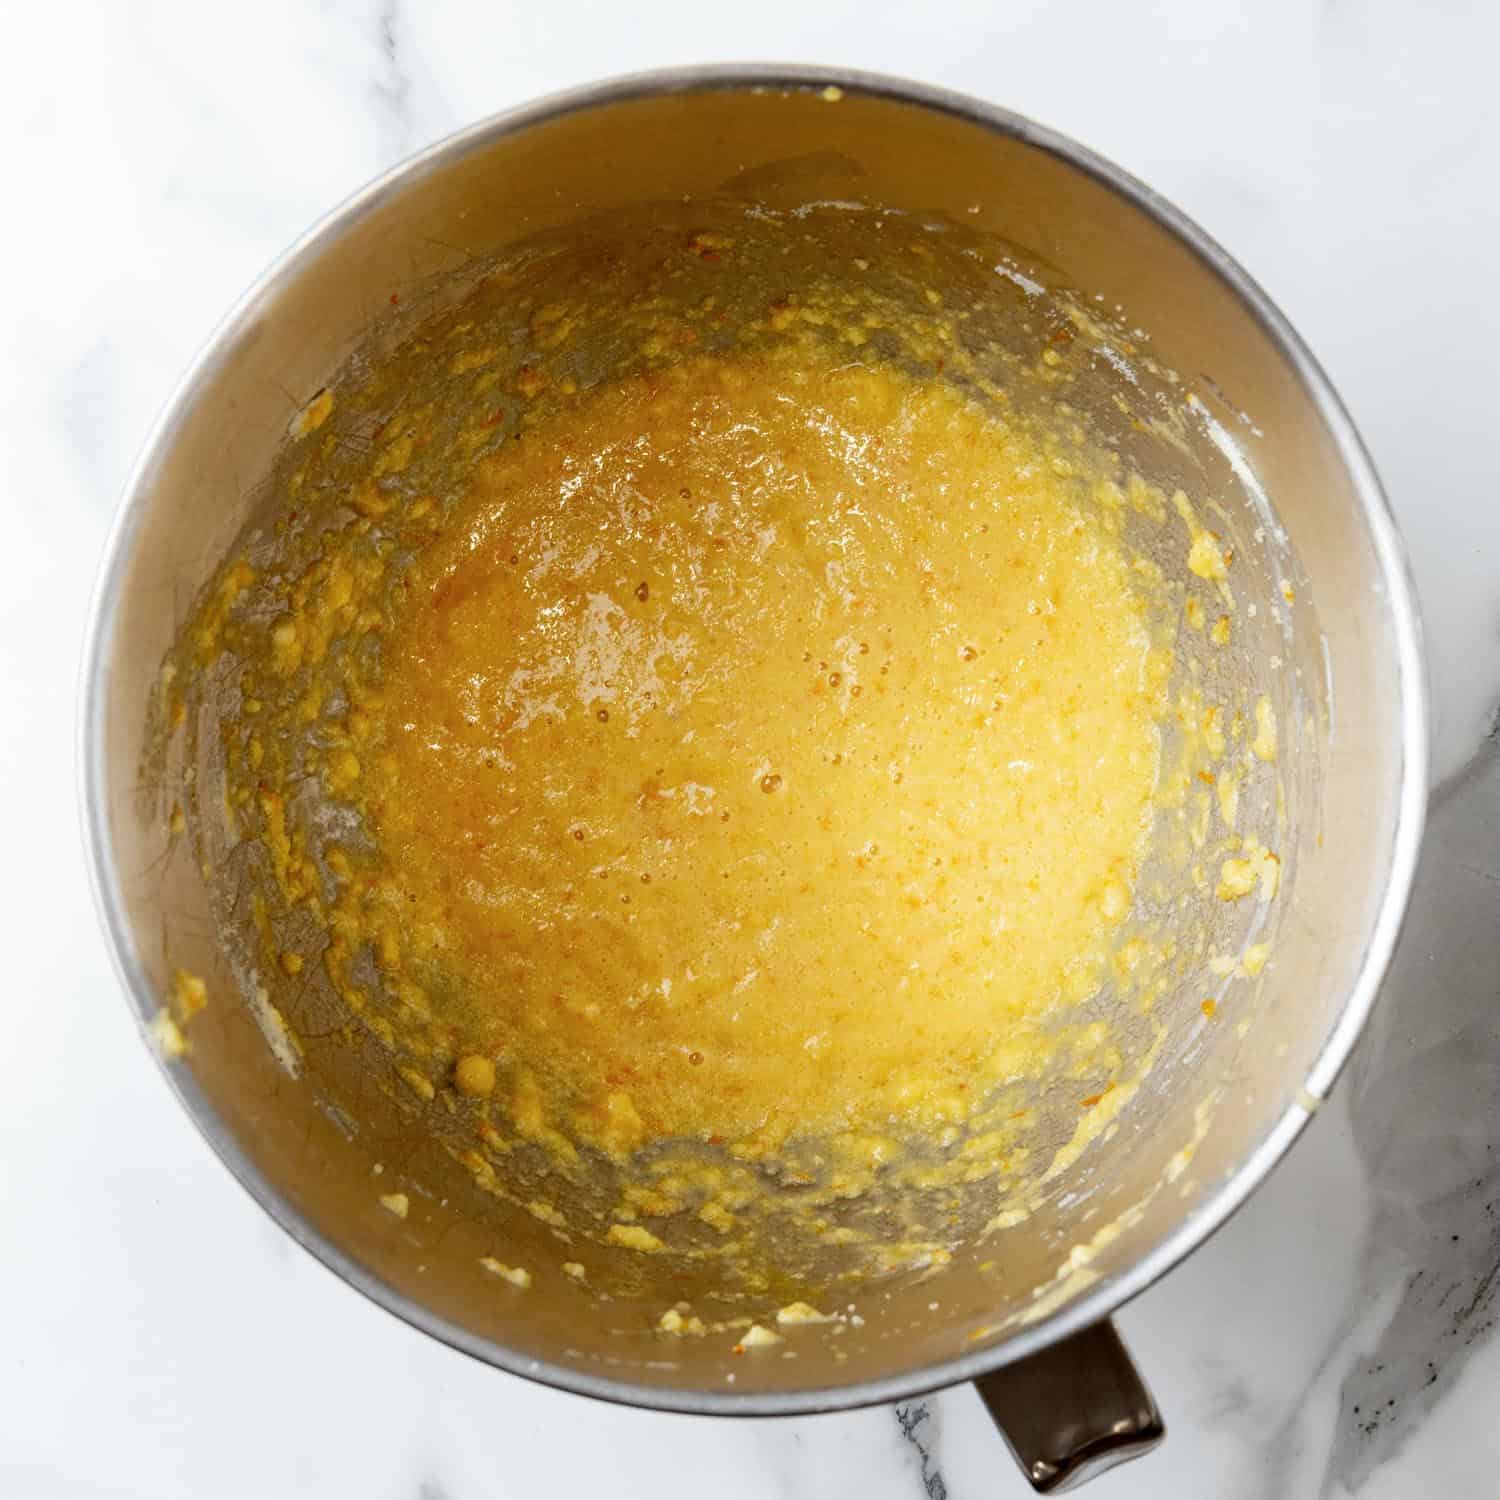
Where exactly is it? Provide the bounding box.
[5,1,1499,1494]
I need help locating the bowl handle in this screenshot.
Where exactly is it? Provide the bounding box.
[973,1319,1164,1492]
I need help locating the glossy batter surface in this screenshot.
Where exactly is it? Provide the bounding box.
[358,353,1164,1158]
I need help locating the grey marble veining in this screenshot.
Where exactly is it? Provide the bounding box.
[1330,731,1500,1491]
[373,0,415,156]
[896,1401,951,1499]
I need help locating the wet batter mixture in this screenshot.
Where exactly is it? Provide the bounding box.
[159,205,1283,1292]
[362,355,1163,1161]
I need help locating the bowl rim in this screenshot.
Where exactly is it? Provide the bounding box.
[78,62,1429,1417]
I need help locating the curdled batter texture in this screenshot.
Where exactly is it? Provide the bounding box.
[157,203,1295,1311]
[357,352,1165,1161]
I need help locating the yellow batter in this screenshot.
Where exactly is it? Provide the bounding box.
[160,203,1295,1307]
[352,352,1166,1162]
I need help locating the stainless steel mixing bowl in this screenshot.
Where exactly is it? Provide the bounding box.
[81,67,1427,1491]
